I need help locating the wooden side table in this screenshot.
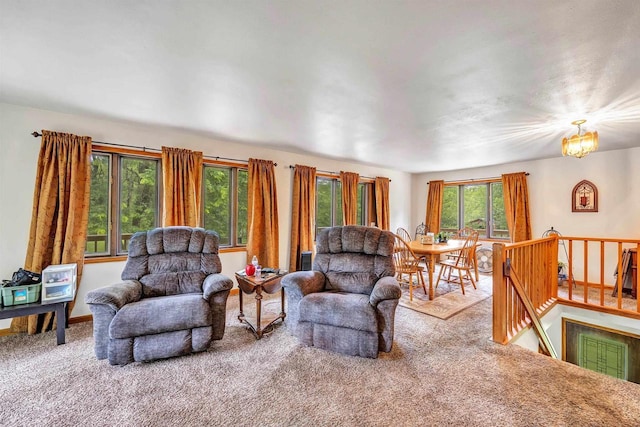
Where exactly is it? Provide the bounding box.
[235,270,286,339]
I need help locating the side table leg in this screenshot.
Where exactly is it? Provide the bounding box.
[255,286,263,338]
[56,302,66,345]
[238,289,244,322]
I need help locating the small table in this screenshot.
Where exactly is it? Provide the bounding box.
[235,270,286,339]
[0,301,67,345]
[408,240,480,300]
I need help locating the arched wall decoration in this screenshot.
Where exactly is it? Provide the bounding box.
[572,180,598,212]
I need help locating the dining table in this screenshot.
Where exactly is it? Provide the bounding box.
[408,239,480,300]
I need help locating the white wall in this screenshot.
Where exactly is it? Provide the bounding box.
[411,148,640,282]
[0,102,412,327]
[411,148,640,239]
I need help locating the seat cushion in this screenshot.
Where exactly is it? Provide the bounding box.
[110,293,210,339]
[298,292,377,332]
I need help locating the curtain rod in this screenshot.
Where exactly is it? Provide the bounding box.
[427,172,529,184]
[287,165,388,182]
[30,131,277,166]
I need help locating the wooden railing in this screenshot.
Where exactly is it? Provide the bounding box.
[85,233,133,254]
[492,236,558,344]
[493,235,640,345]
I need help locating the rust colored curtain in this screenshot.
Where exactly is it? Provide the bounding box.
[374,177,390,230]
[288,165,316,271]
[502,172,532,242]
[340,171,359,225]
[162,146,203,227]
[425,180,444,234]
[11,130,92,334]
[247,159,279,268]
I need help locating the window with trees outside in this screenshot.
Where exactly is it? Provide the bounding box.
[86,150,249,258]
[440,181,508,239]
[86,152,160,256]
[316,177,368,237]
[202,165,248,247]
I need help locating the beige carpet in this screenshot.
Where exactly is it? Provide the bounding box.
[2,292,640,426]
[398,268,493,319]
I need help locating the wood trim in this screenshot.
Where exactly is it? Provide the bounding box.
[203,158,248,168]
[559,237,640,244]
[444,177,501,187]
[92,144,161,158]
[85,246,247,263]
[69,314,93,324]
[85,255,127,264]
[557,299,640,320]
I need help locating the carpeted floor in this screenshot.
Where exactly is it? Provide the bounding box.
[1,293,639,427]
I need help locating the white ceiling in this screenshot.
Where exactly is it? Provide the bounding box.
[2,1,640,173]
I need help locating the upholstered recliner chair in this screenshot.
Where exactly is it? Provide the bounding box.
[282,225,401,358]
[85,227,233,365]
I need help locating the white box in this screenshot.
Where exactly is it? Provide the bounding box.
[41,263,77,304]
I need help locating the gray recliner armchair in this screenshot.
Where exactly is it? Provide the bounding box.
[282,225,401,358]
[86,227,233,365]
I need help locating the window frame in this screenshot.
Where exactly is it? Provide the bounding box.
[85,147,162,259]
[201,162,248,248]
[440,179,509,240]
[315,176,370,237]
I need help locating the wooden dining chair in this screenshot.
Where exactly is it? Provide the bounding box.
[393,234,427,301]
[445,227,476,260]
[436,230,479,295]
[396,227,412,244]
[397,226,428,268]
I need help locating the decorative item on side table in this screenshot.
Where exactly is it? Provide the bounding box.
[41,263,77,304]
[235,267,287,339]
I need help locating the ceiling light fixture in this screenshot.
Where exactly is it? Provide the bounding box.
[562,119,598,158]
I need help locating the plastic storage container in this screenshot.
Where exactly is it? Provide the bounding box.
[41,263,77,304]
[1,283,41,306]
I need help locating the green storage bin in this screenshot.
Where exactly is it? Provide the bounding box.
[1,283,41,306]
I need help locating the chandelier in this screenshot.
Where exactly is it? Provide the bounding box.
[562,119,598,158]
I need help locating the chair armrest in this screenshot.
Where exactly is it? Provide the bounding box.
[370,276,401,306]
[203,273,234,300]
[281,271,325,299]
[85,280,142,311]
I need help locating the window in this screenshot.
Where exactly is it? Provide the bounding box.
[86,147,250,257]
[86,152,160,256]
[316,177,369,236]
[440,181,508,239]
[202,165,248,246]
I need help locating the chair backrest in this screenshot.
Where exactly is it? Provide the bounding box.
[452,227,475,240]
[455,231,479,268]
[121,227,222,297]
[393,234,420,274]
[314,225,395,295]
[396,227,412,243]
